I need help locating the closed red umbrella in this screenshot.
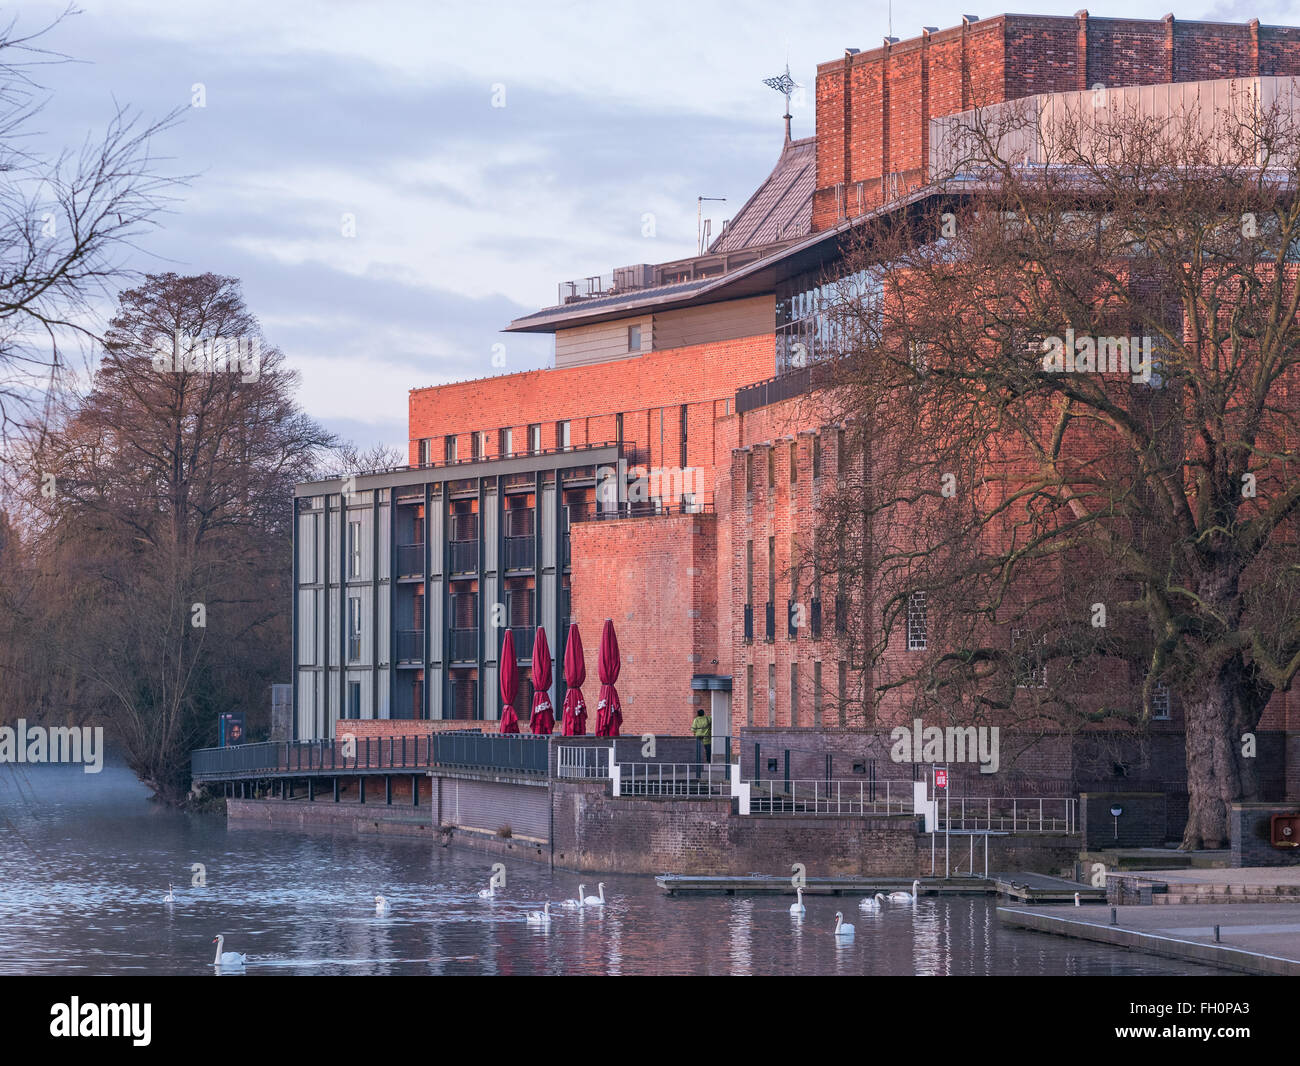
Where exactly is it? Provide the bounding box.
[561,623,587,736]
[594,618,622,737]
[529,626,555,735]
[498,628,520,734]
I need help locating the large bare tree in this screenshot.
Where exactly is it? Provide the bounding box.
[812,85,1300,848]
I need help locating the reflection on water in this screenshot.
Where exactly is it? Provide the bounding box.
[0,762,1230,976]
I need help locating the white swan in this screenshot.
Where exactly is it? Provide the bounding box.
[164,884,175,904]
[887,880,920,903]
[833,912,855,939]
[583,883,606,906]
[477,882,496,899]
[374,895,389,915]
[559,885,586,909]
[790,887,805,916]
[212,934,247,968]
[859,893,884,911]
[526,902,552,925]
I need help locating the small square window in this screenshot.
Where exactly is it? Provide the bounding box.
[907,591,927,651]
[1151,682,1171,720]
[628,324,642,352]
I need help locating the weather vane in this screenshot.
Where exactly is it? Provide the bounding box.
[763,64,799,142]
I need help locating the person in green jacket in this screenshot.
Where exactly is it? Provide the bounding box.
[690,708,711,764]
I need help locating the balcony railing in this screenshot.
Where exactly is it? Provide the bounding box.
[568,498,715,523]
[449,540,479,574]
[396,629,423,664]
[395,543,424,577]
[509,626,534,657]
[449,628,478,663]
[764,601,775,642]
[504,536,535,571]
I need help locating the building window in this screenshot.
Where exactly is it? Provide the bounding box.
[812,435,821,480]
[347,520,362,578]
[418,438,430,466]
[347,596,362,662]
[746,663,754,727]
[528,423,541,454]
[614,412,623,445]
[768,537,776,604]
[790,662,799,727]
[767,663,776,727]
[790,441,798,482]
[907,591,927,651]
[472,431,488,460]
[679,405,688,469]
[909,340,929,374]
[499,427,513,456]
[557,420,571,451]
[745,452,753,496]
[628,324,641,352]
[745,540,754,603]
[767,446,775,488]
[444,434,458,463]
[1151,682,1171,720]
[347,681,361,720]
[838,661,847,726]
[813,661,823,727]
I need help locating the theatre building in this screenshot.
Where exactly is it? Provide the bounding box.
[291,13,1300,823]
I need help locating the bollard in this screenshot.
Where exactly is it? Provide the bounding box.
[1214,925,1221,943]
[1110,906,1117,925]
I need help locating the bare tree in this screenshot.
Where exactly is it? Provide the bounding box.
[813,85,1300,848]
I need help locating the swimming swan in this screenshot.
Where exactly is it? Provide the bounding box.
[790,887,805,916]
[833,912,855,939]
[859,893,884,911]
[477,882,497,898]
[212,935,247,968]
[526,902,552,925]
[560,885,586,908]
[164,884,175,904]
[583,883,606,906]
[375,895,389,915]
[887,880,920,902]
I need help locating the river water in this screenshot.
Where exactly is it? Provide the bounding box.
[0,761,1231,976]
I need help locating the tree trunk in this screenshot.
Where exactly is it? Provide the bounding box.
[1181,661,1259,850]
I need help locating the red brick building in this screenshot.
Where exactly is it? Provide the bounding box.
[295,14,1300,829]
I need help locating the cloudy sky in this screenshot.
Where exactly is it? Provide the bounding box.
[25,0,1295,451]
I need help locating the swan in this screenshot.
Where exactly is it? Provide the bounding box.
[833,912,855,939]
[526,902,551,926]
[790,887,805,916]
[477,882,497,899]
[583,883,606,906]
[164,884,175,904]
[887,880,920,903]
[375,895,389,915]
[559,885,586,909]
[859,893,884,911]
[212,935,247,968]
[1074,892,1081,907]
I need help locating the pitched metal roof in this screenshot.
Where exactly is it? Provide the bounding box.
[709,135,816,253]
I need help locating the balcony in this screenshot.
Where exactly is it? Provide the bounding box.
[449,628,478,663]
[743,603,754,643]
[395,543,424,578]
[504,536,536,571]
[764,601,775,643]
[449,540,479,575]
[396,629,424,664]
[509,626,534,658]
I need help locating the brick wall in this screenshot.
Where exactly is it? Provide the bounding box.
[1080,791,1167,848]
[811,14,1300,229]
[569,513,717,736]
[1231,802,1300,867]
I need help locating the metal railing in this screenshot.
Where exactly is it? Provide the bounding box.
[191,731,551,780]
[449,540,478,574]
[396,629,424,663]
[395,543,424,577]
[746,778,912,815]
[936,796,1077,834]
[449,628,478,662]
[556,745,614,779]
[617,762,731,797]
[568,498,715,522]
[504,536,535,570]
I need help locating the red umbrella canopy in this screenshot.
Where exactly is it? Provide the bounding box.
[499,628,520,734]
[595,618,622,737]
[529,626,555,735]
[561,623,587,737]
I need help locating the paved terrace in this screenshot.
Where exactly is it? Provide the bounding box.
[1000,901,1300,975]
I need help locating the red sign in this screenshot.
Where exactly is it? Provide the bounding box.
[935,769,948,789]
